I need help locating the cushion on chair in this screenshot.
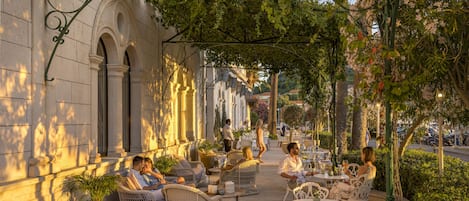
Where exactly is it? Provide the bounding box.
[127,172,143,190]
[180,159,192,169]
[125,176,138,190]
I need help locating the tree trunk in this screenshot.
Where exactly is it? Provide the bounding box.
[268,73,279,137]
[398,115,426,157]
[336,80,348,155]
[393,120,404,200]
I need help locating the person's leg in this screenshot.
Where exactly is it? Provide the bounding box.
[257,144,266,161]
[224,139,231,152]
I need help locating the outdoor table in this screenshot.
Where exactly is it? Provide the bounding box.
[312,173,349,188]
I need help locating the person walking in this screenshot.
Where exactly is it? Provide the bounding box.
[223,119,234,152]
[255,119,267,162]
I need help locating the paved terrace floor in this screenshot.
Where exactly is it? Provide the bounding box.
[210,140,386,201]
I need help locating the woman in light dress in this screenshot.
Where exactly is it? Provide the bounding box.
[255,119,266,162]
[329,147,376,199]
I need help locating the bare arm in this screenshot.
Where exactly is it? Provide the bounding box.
[281,172,297,181]
[357,165,368,177]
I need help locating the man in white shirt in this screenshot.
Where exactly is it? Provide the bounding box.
[223,119,234,152]
[278,142,315,188]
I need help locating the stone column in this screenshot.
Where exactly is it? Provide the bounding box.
[186,89,196,141]
[206,84,216,142]
[178,86,189,143]
[88,55,103,163]
[106,64,128,157]
[130,70,143,152]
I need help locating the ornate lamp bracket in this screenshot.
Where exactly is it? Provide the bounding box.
[44,0,93,82]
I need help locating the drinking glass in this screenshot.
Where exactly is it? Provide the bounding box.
[342,159,348,166]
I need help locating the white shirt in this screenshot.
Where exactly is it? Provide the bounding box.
[129,168,148,188]
[223,124,234,140]
[278,154,307,183]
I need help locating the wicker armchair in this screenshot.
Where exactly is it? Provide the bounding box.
[219,159,260,195]
[162,184,222,201]
[226,150,243,166]
[117,184,160,201]
[168,158,208,187]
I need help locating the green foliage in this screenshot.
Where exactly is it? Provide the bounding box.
[283,105,304,129]
[318,131,351,150]
[198,141,222,153]
[233,128,250,140]
[64,174,120,201]
[250,111,259,128]
[154,155,178,175]
[269,133,278,140]
[343,149,469,201]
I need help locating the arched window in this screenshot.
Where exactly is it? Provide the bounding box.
[122,51,131,152]
[97,38,108,156]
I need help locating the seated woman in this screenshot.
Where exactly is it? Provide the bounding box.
[222,146,255,170]
[142,157,186,190]
[329,147,376,198]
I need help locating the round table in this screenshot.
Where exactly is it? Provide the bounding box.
[312,173,349,181]
[312,173,349,188]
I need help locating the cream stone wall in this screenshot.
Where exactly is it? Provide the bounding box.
[0,0,205,200]
[204,65,252,142]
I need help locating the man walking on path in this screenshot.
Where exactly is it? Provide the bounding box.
[223,119,234,152]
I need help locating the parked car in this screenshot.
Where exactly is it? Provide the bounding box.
[423,134,454,146]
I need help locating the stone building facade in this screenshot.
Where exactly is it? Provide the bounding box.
[0,0,250,200]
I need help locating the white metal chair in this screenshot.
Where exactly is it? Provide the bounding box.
[347,173,374,201]
[282,179,295,201]
[330,173,373,201]
[346,163,360,177]
[162,184,222,201]
[293,182,329,199]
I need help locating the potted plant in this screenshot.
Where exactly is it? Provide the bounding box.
[198,141,222,169]
[63,173,120,201]
[154,155,178,175]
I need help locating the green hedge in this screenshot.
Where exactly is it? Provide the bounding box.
[317,131,352,150]
[342,149,469,201]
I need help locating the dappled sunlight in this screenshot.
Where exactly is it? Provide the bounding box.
[0,125,30,182]
[23,11,30,21]
[141,118,157,150]
[33,122,47,156]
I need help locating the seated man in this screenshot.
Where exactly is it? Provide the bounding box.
[142,157,185,190]
[278,142,315,189]
[127,156,165,201]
